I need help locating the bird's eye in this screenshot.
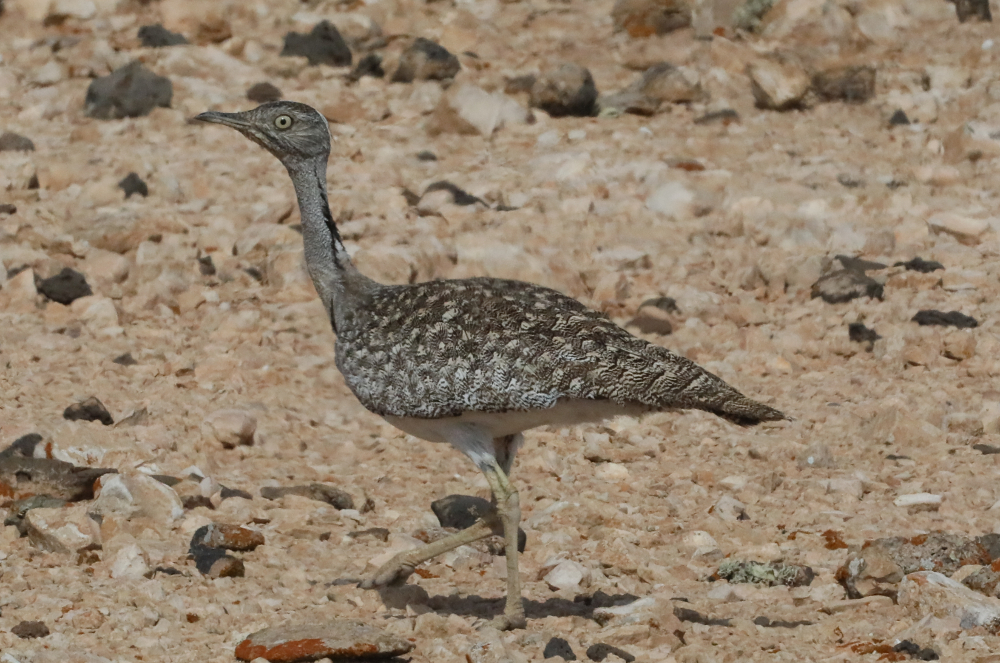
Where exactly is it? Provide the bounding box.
[274,115,293,129]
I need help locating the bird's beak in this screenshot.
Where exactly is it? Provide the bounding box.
[194,110,252,131]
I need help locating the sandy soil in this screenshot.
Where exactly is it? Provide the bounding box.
[2,0,1000,660]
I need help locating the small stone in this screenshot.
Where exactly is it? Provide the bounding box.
[113,352,138,365]
[530,64,598,118]
[645,181,694,219]
[715,560,815,587]
[927,213,988,244]
[118,172,148,198]
[392,38,459,82]
[39,267,92,304]
[600,62,704,115]
[189,523,264,552]
[894,493,943,513]
[416,150,437,161]
[191,546,245,577]
[0,456,114,501]
[348,54,384,82]
[611,0,691,37]
[137,23,188,47]
[889,109,911,126]
[421,181,486,207]
[260,483,353,510]
[544,559,587,590]
[811,269,883,304]
[586,643,636,662]
[952,0,991,22]
[24,504,96,554]
[695,108,739,125]
[712,494,748,521]
[12,620,49,639]
[912,310,978,328]
[247,82,282,103]
[3,494,66,534]
[943,330,976,361]
[84,61,172,120]
[899,571,1000,632]
[92,472,184,525]
[63,396,113,425]
[235,622,414,662]
[431,494,526,553]
[281,21,352,67]
[848,322,880,350]
[748,57,812,111]
[812,66,876,104]
[895,257,944,273]
[427,84,531,137]
[595,462,630,481]
[0,432,43,458]
[205,409,257,448]
[109,539,150,578]
[0,131,34,151]
[544,637,576,660]
[626,301,674,335]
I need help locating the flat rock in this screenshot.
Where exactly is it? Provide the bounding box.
[247,81,282,103]
[899,571,1000,633]
[281,20,351,67]
[812,65,877,103]
[426,83,530,137]
[91,472,184,524]
[392,38,459,83]
[205,409,257,448]
[543,636,576,660]
[586,643,635,662]
[811,269,883,304]
[234,622,415,662]
[3,494,67,534]
[84,61,172,119]
[749,57,812,111]
[894,493,943,512]
[39,267,92,305]
[0,456,115,501]
[138,23,188,47]
[24,504,97,554]
[64,396,114,425]
[912,310,978,328]
[600,62,704,115]
[895,257,944,273]
[12,620,49,639]
[0,131,35,151]
[260,482,354,510]
[530,64,597,117]
[611,0,691,36]
[190,522,264,552]
[928,212,989,244]
[715,560,815,587]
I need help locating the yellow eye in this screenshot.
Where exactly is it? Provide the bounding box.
[274,115,293,129]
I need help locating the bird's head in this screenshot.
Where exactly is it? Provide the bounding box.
[195,101,331,168]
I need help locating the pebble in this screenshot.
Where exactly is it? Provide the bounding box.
[953,0,991,22]
[530,64,598,118]
[811,269,883,304]
[601,62,704,115]
[927,213,988,244]
[12,620,49,639]
[23,504,96,554]
[234,622,414,662]
[712,494,748,521]
[247,82,282,103]
[611,0,691,37]
[0,131,35,151]
[912,310,978,328]
[899,571,1000,633]
[118,172,148,198]
[427,83,530,137]
[812,65,877,103]
[392,38,460,82]
[544,559,588,591]
[38,267,93,305]
[626,299,674,335]
[204,409,257,448]
[645,181,694,219]
[91,472,185,524]
[586,643,635,662]
[894,493,943,513]
[347,54,384,82]
[281,21,352,67]
[189,523,264,551]
[63,396,114,425]
[138,24,188,47]
[84,61,172,119]
[191,546,245,577]
[748,57,812,111]
[543,637,576,660]
[895,257,944,273]
[260,482,354,510]
[848,322,880,349]
[715,560,815,587]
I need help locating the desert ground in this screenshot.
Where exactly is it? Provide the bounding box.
[2,0,1000,661]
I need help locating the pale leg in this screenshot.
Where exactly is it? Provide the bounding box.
[482,459,526,630]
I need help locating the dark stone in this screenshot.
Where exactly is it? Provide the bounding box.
[530,64,598,118]
[0,433,44,458]
[113,352,138,366]
[431,494,527,553]
[811,269,883,304]
[281,21,352,67]
[912,310,978,328]
[639,296,679,313]
[401,188,421,206]
[260,483,354,510]
[150,565,183,576]
[347,527,391,542]
[63,396,114,426]
[586,643,635,662]
[837,173,863,188]
[889,109,911,126]
[243,266,263,282]
[0,456,115,501]
[715,560,815,587]
[416,150,437,161]
[183,495,214,510]
[137,23,188,47]
[504,74,537,95]
[190,523,264,552]
[246,82,282,103]
[977,533,1000,561]
[812,66,876,103]
[893,640,939,660]
[0,203,15,214]
[973,443,1000,455]
[627,299,676,335]
[12,621,49,639]
[952,0,991,22]
[151,474,181,486]
[348,53,385,82]
[835,254,886,272]
[423,181,486,206]
[85,61,172,120]
[694,108,739,125]
[3,494,67,534]
[190,546,245,577]
[118,172,148,198]
[0,131,35,151]
[894,257,944,273]
[753,615,813,628]
[198,254,216,276]
[391,38,460,83]
[38,267,92,304]
[543,637,576,660]
[220,485,252,500]
[848,322,881,350]
[673,605,732,626]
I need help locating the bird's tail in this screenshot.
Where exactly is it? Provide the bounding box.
[684,371,788,426]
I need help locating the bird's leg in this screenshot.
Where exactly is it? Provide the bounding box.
[360,513,500,589]
[482,460,526,631]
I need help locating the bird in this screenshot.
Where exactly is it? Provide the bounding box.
[195,101,786,630]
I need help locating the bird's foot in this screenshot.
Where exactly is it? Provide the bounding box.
[489,611,527,631]
[358,560,416,589]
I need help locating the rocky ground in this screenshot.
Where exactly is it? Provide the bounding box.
[2,0,1000,661]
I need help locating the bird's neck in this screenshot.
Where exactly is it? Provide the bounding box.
[288,157,373,325]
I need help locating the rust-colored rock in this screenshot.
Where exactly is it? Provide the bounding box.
[234,622,415,662]
[611,0,691,36]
